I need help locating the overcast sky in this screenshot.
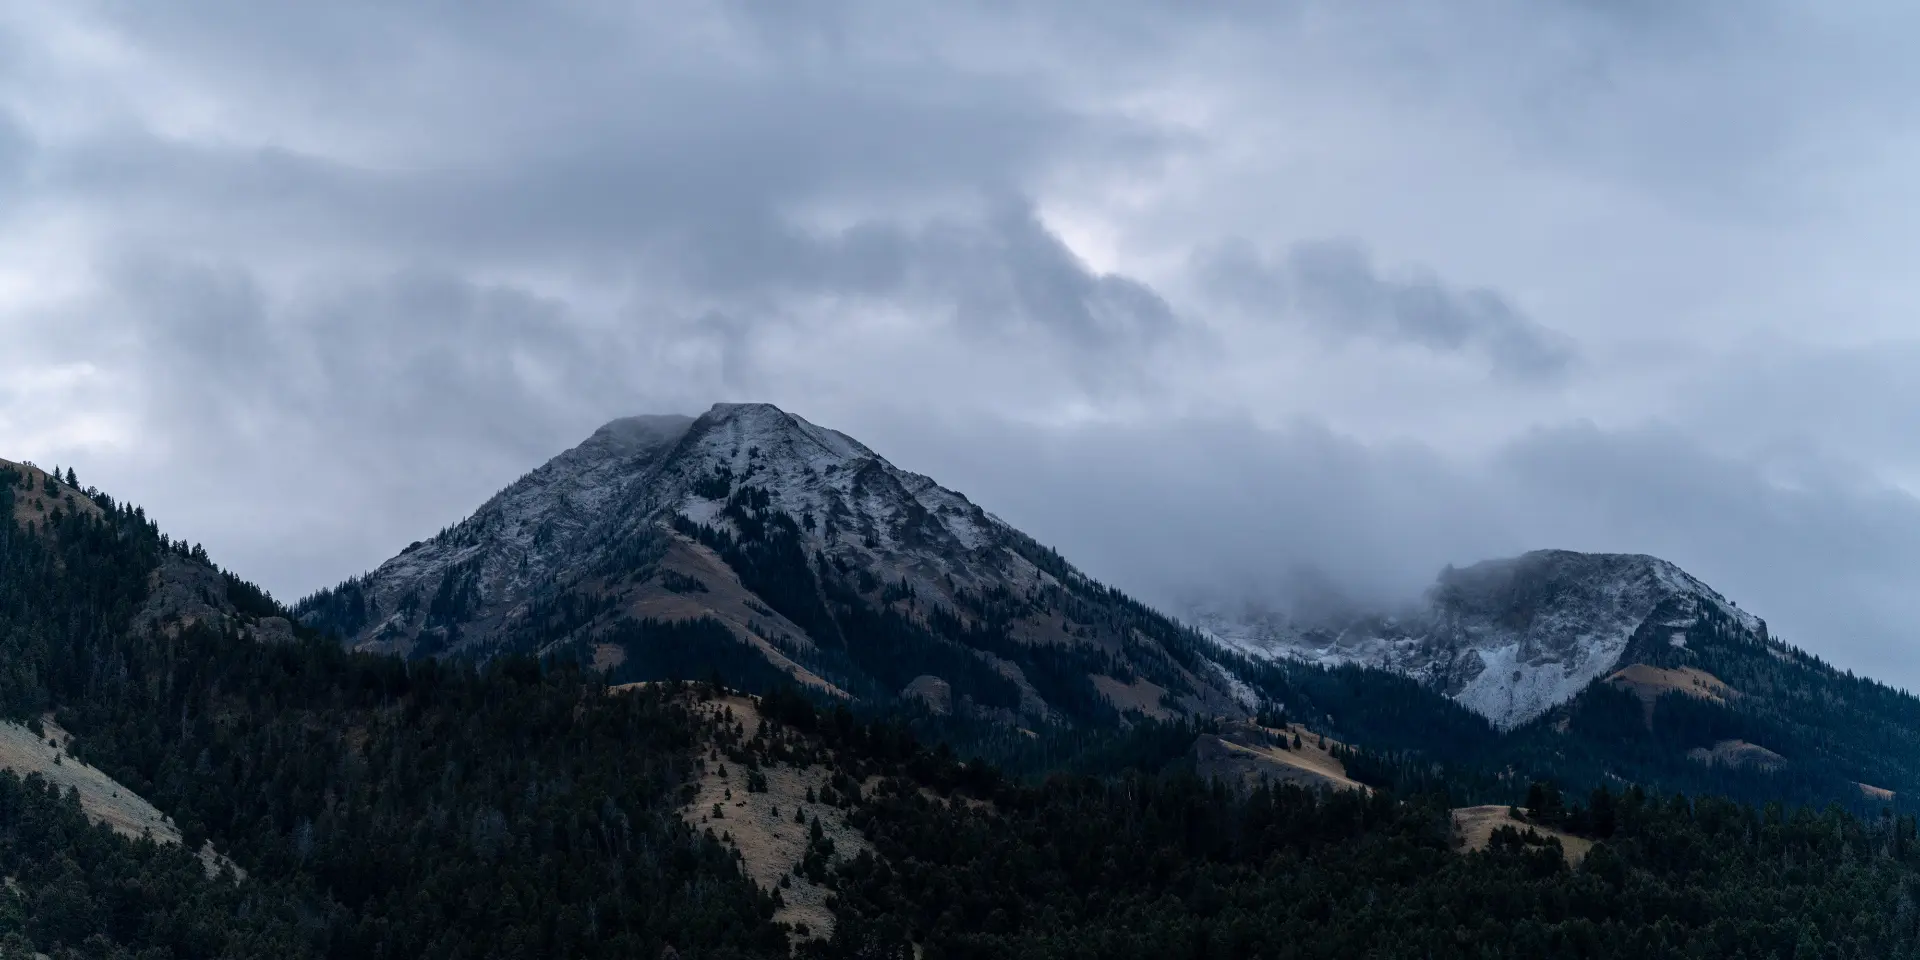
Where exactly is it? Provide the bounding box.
[6,2,1920,683]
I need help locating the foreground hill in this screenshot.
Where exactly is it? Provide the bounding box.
[0,461,795,957]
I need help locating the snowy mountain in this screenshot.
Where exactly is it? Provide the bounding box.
[1188,550,1770,730]
[297,403,1248,725]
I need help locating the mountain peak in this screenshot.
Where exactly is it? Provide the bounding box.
[298,404,1250,725]
[1437,549,1762,635]
[687,402,874,466]
[1193,548,1769,729]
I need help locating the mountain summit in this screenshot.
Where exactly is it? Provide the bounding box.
[298,403,1248,724]
[1190,550,1769,729]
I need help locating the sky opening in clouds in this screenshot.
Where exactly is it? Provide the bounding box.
[7,1,1920,684]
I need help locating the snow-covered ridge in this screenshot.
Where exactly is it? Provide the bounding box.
[306,402,1056,656]
[325,413,694,653]
[656,403,1039,599]
[1189,550,1770,730]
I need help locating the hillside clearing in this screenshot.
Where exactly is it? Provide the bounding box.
[0,717,243,880]
[1090,674,1173,720]
[1452,805,1593,865]
[674,692,870,945]
[1687,739,1785,772]
[1606,664,1733,726]
[1,458,105,529]
[0,716,179,843]
[1194,721,1367,793]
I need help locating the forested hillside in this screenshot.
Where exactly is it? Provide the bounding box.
[0,463,786,958]
[743,689,1920,959]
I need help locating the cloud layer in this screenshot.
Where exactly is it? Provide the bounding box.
[7,2,1920,685]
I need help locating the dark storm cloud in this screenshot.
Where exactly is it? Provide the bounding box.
[47,94,1113,268]
[70,191,1184,591]
[100,253,649,471]
[793,199,1179,349]
[1194,238,1577,381]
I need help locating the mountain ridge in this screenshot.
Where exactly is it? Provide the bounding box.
[290,402,1920,815]
[1189,549,1771,729]
[296,402,1252,725]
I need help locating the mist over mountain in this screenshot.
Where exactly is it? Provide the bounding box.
[290,403,1920,818]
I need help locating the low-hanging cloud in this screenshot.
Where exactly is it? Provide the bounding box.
[1195,238,1578,381]
[866,411,1920,689]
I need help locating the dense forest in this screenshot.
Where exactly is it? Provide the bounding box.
[831,771,1920,959]
[1,465,786,958]
[736,689,1920,959]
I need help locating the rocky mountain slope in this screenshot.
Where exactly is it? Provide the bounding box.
[287,406,1920,811]
[297,403,1249,726]
[1190,550,1771,729]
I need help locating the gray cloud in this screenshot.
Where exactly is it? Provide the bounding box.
[0,111,25,184]
[1195,238,1577,381]
[57,191,1187,592]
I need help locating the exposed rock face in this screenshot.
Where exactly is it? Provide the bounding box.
[1192,550,1769,730]
[251,616,296,645]
[298,403,1248,725]
[139,554,236,636]
[138,554,306,649]
[295,414,696,658]
[901,675,953,715]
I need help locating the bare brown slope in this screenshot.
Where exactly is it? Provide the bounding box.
[1606,664,1733,726]
[1194,721,1367,794]
[1687,739,1785,772]
[652,689,870,944]
[1452,806,1593,866]
[1,457,105,528]
[0,716,178,842]
[0,716,241,878]
[621,534,846,696]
